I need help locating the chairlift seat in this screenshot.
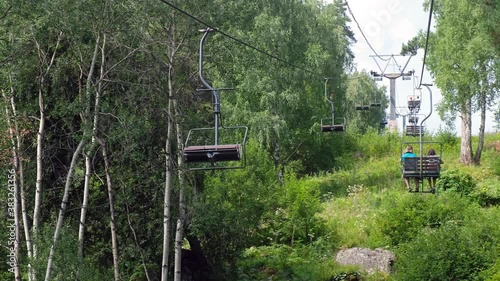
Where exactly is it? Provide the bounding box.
[183,144,241,163]
[402,157,441,178]
[409,116,419,124]
[321,124,345,132]
[406,125,424,137]
[355,105,370,111]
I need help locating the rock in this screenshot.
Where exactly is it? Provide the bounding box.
[335,247,395,274]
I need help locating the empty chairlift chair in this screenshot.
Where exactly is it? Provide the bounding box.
[406,124,424,137]
[321,117,346,132]
[321,78,346,133]
[355,102,370,111]
[370,99,382,107]
[406,114,423,137]
[183,28,248,170]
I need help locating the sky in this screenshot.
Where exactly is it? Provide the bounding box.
[337,0,497,135]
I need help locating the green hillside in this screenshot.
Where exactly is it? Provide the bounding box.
[235,132,500,281]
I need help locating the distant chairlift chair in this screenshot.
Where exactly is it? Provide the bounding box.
[406,95,423,137]
[406,114,424,137]
[370,99,382,108]
[321,78,345,132]
[183,28,248,170]
[355,102,370,111]
[407,95,421,112]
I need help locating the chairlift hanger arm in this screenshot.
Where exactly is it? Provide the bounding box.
[419,84,433,128]
[324,78,335,105]
[199,28,220,112]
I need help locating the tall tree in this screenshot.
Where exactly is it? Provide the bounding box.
[405,0,500,164]
[2,89,22,281]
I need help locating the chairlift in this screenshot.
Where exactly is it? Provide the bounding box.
[370,98,382,107]
[405,125,424,137]
[401,141,443,193]
[401,85,440,193]
[407,95,421,111]
[406,112,424,136]
[355,102,370,111]
[380,116,388,126]
[321,117,346,132]
[183,28,248,171]
[321,78,346,133]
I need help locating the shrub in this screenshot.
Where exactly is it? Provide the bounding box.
[436,169,476,196]
[267,174,325,245]
[236,244,338,281]
[480,257,500,280]
[434,127,459,149]
[32,226,111,281]
[375,192,476,246]
[470,178,500,206]
[394,218,499,281]
[357,129,400,158]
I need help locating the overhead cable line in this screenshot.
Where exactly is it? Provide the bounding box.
[157,0,322,77]
[418,0,434,88]
[344,0,390,62]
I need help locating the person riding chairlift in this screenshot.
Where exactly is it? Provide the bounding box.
[402,145,420,192]
[427,148,444,192]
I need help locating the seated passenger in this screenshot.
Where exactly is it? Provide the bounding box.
[402,145,420,192]
[426,148,444,192]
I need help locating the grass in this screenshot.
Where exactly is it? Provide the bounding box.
[236,132,500,280]
[317,132,500,278]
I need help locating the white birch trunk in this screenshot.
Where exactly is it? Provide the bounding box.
[99,139,121,281]
[460,99,473,165]
[44,140,86,281]
[162,101,174,281]
[78,156,92,259]
[474,92,487,164]
[77,33,102,260]
[32,82,45,260]
[161,58,175,281]
[32,31,63,267]
[12,111,34,281]
[5,80,35,280]
[3,90,22,281]
[173,99,187,281]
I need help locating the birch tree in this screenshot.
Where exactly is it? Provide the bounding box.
[32,31,63,261]
[43,30,100,281]
[2,89,22,281]
[99,138,121,281]
[404,0,500,165]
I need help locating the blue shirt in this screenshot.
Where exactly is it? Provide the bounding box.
[401,152,417,161]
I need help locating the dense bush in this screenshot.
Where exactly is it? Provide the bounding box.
[480,256,500,280]
[31,226,112,281]
[236,244,356,281]
[263,174,326,245]
[470,178,500,206]
[436,169,476,196]
[375,192,476,246]
[434,127,459,149]
[356,129,401,158]
[394,216,500,281]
